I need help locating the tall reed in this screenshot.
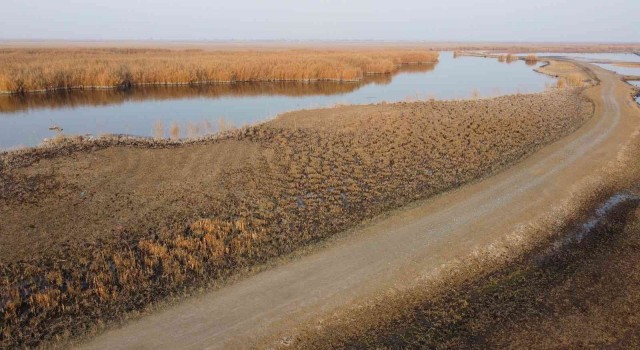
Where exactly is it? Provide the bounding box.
[0,48,439,93]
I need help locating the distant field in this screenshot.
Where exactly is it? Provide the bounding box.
[0,48,438,93]
[1,40,639,53]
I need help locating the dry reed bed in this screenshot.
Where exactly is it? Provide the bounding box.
[0,64,436,113]
[0,89,591,347]
[0,48,438,93]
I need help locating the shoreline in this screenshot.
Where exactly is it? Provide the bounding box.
[1,58,567,154]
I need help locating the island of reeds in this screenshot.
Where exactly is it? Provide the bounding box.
[0,48,439,94]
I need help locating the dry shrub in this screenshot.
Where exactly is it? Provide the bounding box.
[564,74,585,87]
[524,54,539,65]
[557,74,585,88]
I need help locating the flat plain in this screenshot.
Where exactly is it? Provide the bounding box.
[1,43,640,348]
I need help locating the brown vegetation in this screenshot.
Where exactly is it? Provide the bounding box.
[0,48,438,93]
[3,41,639,55]
[496,54,520,64]
[537,60,595,88]
[0,64,436,113]
[291,193,640,349]
[557,73,586,88]
[0,88,592,347]
[506,53,518,63]
[614,62,640,68]
[525,54,539,65]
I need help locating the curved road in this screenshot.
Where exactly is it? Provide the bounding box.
[79,63,640,349]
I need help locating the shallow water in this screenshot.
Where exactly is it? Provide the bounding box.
[512,52,640,63]
[594,63,640,76]
[0,52,554,150]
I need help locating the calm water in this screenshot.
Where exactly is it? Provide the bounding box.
[0,52,555,150]
[594,63,640,76]
[506,52,640,77]
[510,52,640,63]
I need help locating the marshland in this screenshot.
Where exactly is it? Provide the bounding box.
[0,51,559,149]
[1,53,596,345]
[2,1,640,348]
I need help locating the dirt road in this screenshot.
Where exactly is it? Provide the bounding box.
[78,63,640,349]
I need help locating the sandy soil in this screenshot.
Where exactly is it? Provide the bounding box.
[74,62,640,349]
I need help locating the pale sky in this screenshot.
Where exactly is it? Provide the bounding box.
[2,0,638,42]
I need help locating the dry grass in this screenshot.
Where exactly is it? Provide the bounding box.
[536,60,595,89]
[524,54,539,65]
[291,195,640,349]
[0,64,438,114]
[497,54,519,63]
[506,54,518,63]
[0,88,592,347]
[152,121,164,139]
[613,62,640,68]
[3,41,639,54]
[557,73,586,88]
[0,48,438,93]
[169,122,180,140]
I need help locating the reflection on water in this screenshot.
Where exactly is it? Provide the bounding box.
[0,66,428,114]
[0,53,555,150]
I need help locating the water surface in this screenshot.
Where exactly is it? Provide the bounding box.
[509,52,640,63]
[594,64,640,76]
[0,52,554,150]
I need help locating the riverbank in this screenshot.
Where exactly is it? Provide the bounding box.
[0,61,591,347]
